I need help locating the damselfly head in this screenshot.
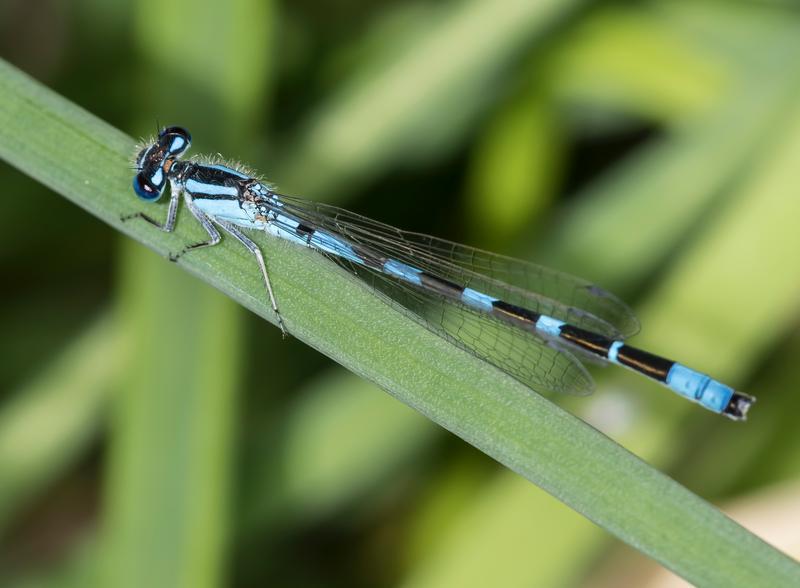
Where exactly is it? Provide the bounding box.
[132,126,192,201]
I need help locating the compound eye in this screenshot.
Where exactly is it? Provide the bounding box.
[133,170,165,201]
[134,148,147,171]
[158,126,192,156]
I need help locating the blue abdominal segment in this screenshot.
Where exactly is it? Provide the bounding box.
[461,288,497,311]
[383,259,423,286]
[535,315,565,338]
[666,364,734,414]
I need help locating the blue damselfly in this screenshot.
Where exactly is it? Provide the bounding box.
[124,126,755,421]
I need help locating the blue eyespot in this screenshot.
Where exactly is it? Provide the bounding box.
[133,173,163,201]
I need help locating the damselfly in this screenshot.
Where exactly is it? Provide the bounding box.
[124,126,755,421]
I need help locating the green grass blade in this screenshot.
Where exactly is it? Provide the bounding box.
[1,59,798,586]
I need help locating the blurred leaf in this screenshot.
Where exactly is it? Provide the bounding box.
[4,535,98,588]
[2,59,799,587]
[540,71,800,293]
[404,454,493,564]
[242,369,436,527]
[134,0,273,135]
[465,89,563,243]
[101,243,240,588]
[0,314,119,537]
[279,0,587,197]
[638,106,800,375]
[540,3,800,291]
[402,471,603,588]
[551,7,726,125]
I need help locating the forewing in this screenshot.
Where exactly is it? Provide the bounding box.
[327,253,594,396]
[277,195,639,339]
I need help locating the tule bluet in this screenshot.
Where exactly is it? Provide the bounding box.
[123,126,755,421]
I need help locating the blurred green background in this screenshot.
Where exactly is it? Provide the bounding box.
[1,0,799,586]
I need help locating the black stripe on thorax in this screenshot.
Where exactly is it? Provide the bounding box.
[190,192,240,201]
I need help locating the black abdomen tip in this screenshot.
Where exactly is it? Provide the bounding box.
[724,392,756,421]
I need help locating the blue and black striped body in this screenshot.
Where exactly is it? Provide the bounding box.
[128,126,755,421]
[174,162,751,419]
